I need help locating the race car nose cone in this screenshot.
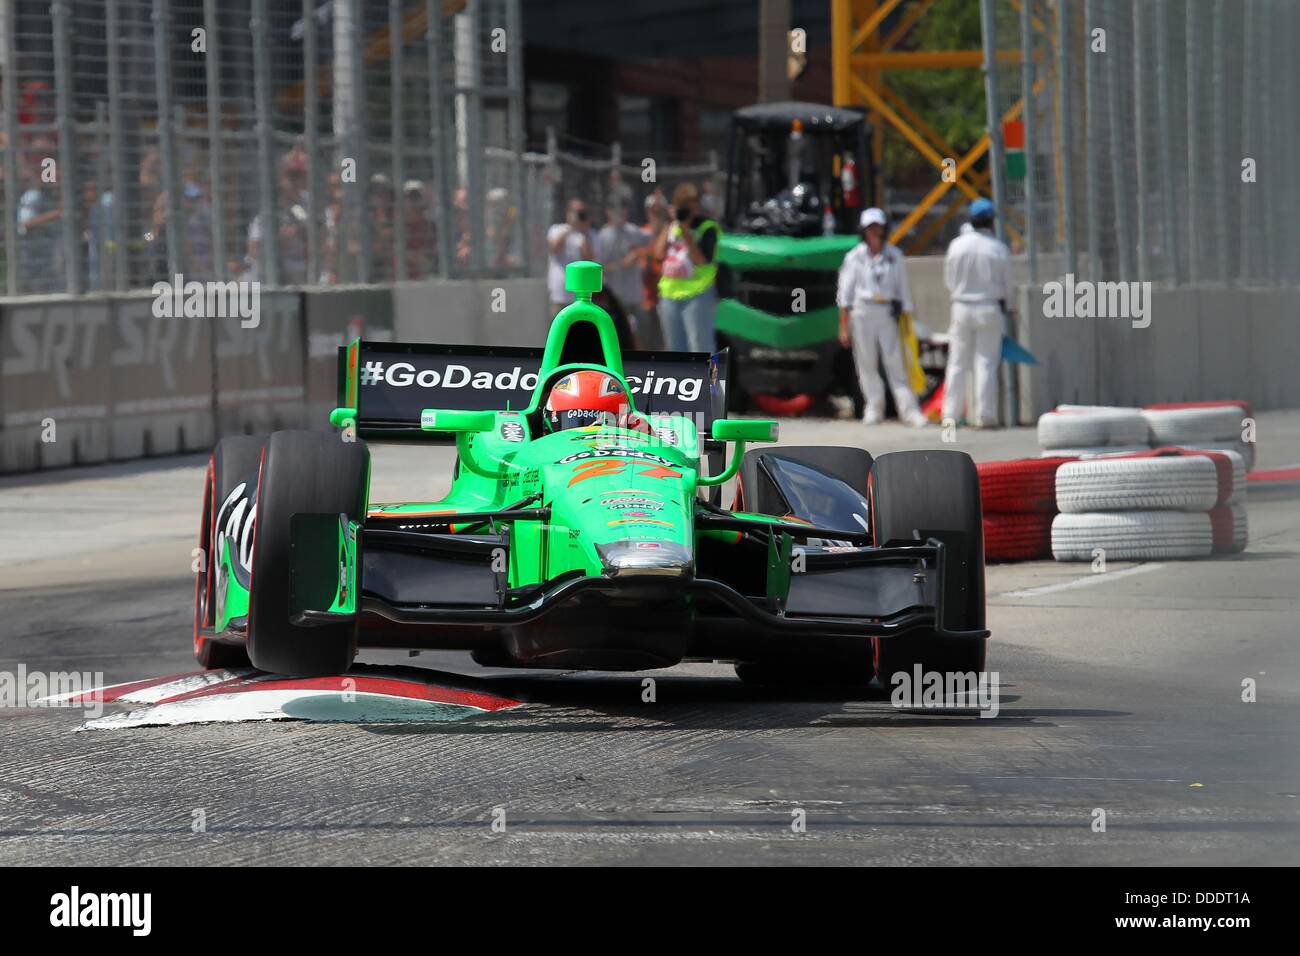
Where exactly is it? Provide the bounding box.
[596,540,693,578]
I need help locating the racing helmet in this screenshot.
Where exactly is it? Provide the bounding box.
[543,369,630,432]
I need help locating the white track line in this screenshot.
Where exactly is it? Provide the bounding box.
[998,562,1165,599]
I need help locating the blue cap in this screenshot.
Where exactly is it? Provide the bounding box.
[969,198,995,220]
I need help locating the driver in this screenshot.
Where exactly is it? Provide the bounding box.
[542,370,651,434]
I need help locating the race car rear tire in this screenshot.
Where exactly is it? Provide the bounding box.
[868,450,987,686]
[246,431,369,677]
[193,434,265,670]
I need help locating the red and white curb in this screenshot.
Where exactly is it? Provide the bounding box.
[41,668,522,730]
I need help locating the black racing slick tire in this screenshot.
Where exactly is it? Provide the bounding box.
[246,431,370,677]
[193,435,265,669]
[868,450,988,686]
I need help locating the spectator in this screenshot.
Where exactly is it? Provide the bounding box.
[245,149,310,283]
[486,186,519,272]
[181,175,214,279]
[547,197,593,314]
[654,182,720,353]
[322,169,346,283]
[595,199,649,339]
[368,173,395,282]
[402,179,435,278]
[638,189,668,346]
[17,153,61,293]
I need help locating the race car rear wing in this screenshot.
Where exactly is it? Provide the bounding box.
[337,339,730,439]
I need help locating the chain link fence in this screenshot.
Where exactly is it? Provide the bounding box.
[0,0,538,296]
[986,0,1299,288]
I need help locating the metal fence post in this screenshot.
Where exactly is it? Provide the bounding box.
[251,0,279,285]
[1211,0,1229,284]
[428,0,453,279]
[1083,0,1102,279]
[460,3,486,276]
[1057,0,1075,278]
[390,0,407,281]
[979,0,1014,425]
[52,0,84,293]
[1154,0,1180,285]
[1131,0,1148,282]
[1106,0,1134,280]
[505,0,527,277]
[1184,3,1201,285]
[2,0,19,296]
[342,0,370,284]
[106,0,128,291]
[93,101,109,290]
[303,0,321,284]
[151,0,184,283]
[1020,0,1035,285]
[204,0,227,281]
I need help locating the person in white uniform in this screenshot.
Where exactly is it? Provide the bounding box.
[837,207,927,427]
[942,198,1010,428]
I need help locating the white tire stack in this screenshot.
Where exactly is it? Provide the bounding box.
[1141,406,1255,470]
[1037,407,1151,452]
[1051,455,1224,561]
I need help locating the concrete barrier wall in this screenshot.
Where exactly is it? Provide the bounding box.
[0,275,1291,472]
[0,279,548,474]
[1015,283,1300,419]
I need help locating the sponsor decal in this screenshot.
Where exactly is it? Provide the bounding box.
[655,427,679,446]
[608,517,674,528]
[635,542,661,550]
[601,497,664,510]
[558,446,673,466]
[358,360,541,392]
[500,421,525,442]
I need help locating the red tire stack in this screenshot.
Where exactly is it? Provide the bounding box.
[977,457,1076,561]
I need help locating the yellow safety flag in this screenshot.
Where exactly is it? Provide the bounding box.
[898,311,926,395]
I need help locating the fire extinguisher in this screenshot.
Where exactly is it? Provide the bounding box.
[841,153,860,209]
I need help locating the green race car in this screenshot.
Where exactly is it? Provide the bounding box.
[192,261,988,687]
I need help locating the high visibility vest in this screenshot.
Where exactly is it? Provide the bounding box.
[658,219,720,300]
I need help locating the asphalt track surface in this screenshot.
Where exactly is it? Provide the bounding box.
[1,415,1298,866]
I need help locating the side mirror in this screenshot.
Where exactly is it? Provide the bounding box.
[711,418,779,443]
[420,408,496,434]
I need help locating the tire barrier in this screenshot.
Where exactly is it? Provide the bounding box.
[1055,456,1220,513]
[1051,511,1214,561]
[984,511,1055,561]
[1037,406,1150,449]
[1209,502,1249,554]
[978,457,1074,513]
[976,456,1076,561]
[1036,400,1257,472]
[1050,448,1247,562]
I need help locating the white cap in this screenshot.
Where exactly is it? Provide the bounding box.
[859,207,887,229]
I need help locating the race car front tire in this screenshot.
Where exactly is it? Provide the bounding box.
[246,431,370,677]
[868,450,987,686]
[193,434,265,669]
